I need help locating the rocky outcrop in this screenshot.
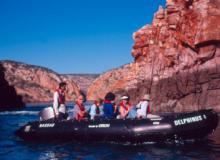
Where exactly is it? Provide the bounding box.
[88,0,220,112]
[0,63,25,110]
[62,74,99,94]
[0,60,81,103]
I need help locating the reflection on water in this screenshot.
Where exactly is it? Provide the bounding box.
[0,106,220,160]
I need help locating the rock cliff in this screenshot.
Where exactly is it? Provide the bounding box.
[0,63,25,110]
[0,60,81,103]
[88,0,220,112]
[62,74,99,94]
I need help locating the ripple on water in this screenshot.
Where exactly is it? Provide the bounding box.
[0,107,220,160]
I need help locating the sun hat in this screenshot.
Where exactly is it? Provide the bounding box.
[143,94,150,100]
[120,96,129,100]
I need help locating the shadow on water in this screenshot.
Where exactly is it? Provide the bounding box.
[0,106,220,160]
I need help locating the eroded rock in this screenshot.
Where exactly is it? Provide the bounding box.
[88,0,220,112]
[0,60,81,103]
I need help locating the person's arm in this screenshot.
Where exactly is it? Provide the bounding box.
[74,104,85,120]
[78,111,84,118]
[124,106,130,117]
[118,106,122,116]
[136,102,141,109]
[120,106,128,118]
[53,92,59,116]
[73,105,80,120]
[136,102,141,117]
[78,109,86,120]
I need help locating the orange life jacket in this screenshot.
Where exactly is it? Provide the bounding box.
[120,101,131,111]
[75,102,85,120]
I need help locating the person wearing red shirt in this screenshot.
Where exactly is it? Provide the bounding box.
[73,95,86,120]
[118,95,132,119]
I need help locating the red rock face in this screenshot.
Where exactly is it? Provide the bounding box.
[88,0,220,112]
[1,61,80,103]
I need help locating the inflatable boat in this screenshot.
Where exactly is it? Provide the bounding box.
[16,109,219,143]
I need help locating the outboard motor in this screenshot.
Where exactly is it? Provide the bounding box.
[39,107,55,121]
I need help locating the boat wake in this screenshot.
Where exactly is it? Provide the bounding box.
[0,111,38,116]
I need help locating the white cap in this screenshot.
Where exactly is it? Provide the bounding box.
[120,96,129,100]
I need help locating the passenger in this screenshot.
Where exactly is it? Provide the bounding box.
[103,92,116,119]
[118,95,132,119]
[136,94,150,119]
[53,82,68,119]
[89,98,103,120]
[72,94,86,121]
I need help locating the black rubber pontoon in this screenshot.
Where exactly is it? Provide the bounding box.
[16,109,219,143]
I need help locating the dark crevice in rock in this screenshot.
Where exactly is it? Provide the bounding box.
[181,41,199,53]
[195,40,220,48]
[185,0,194,9]
[0,64,25,111]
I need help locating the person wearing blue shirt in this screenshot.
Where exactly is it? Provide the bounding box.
[103,92,116,119]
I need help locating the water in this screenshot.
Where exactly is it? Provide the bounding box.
[0,105,220,160]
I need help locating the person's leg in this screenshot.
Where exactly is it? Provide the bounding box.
[58,112,66,119]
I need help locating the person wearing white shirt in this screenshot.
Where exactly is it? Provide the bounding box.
[136,94,150,119]
[53,82,67,119]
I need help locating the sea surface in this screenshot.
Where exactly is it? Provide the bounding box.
[0,105,220,160]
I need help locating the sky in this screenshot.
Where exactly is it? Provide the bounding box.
[0,0,166,74]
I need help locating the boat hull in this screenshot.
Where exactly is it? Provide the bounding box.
[16,109,219,143]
